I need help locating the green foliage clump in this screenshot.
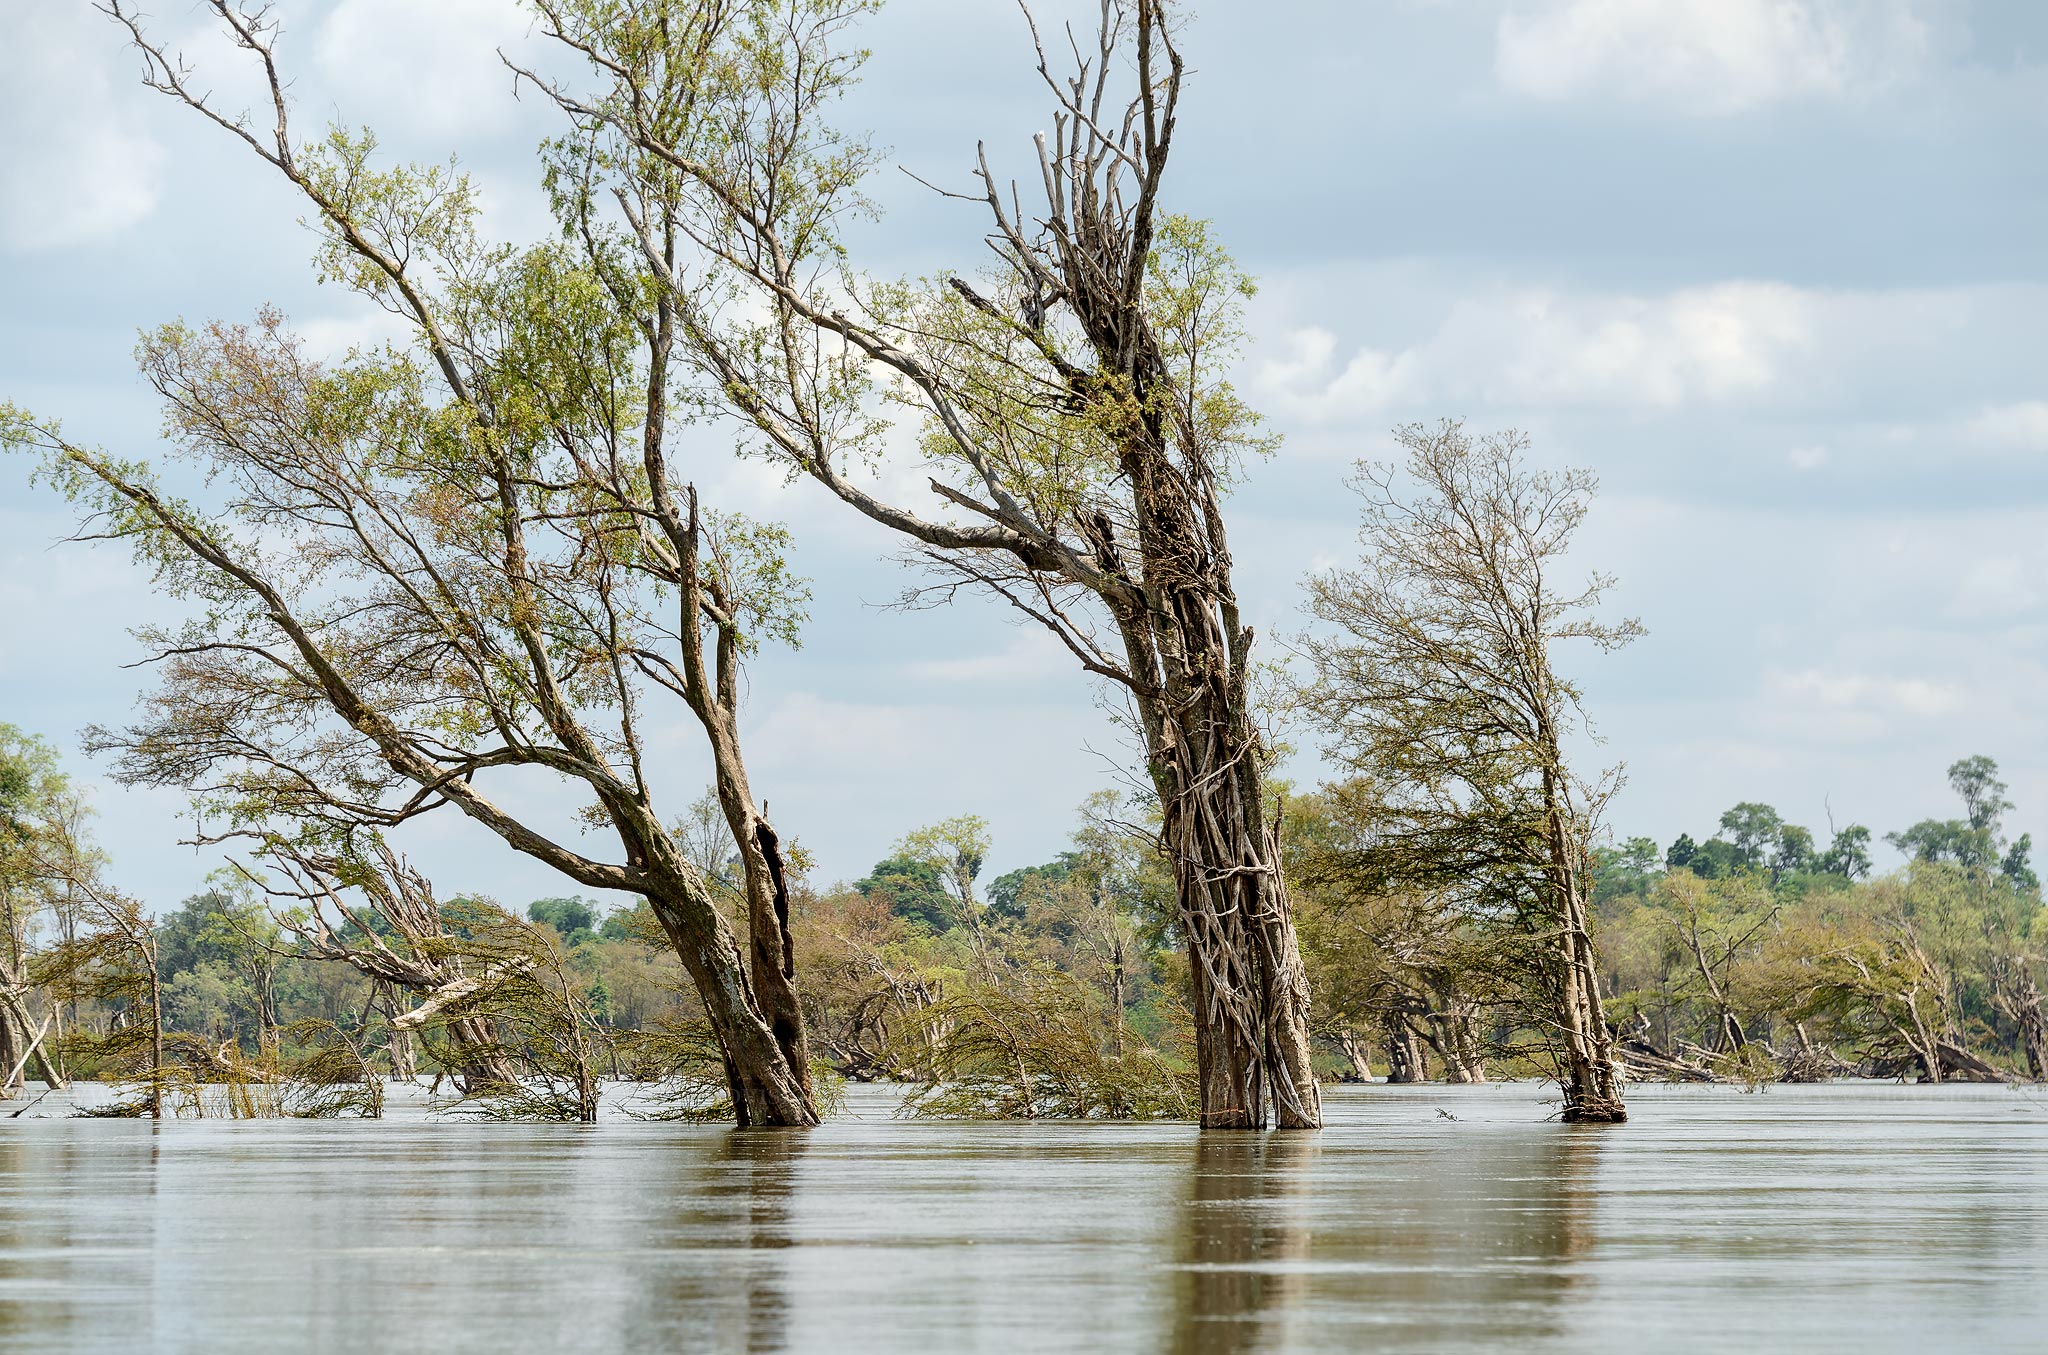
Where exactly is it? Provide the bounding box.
[896,970,1195,1122]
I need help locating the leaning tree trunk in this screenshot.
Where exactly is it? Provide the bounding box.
[690,648,812,1108]
[2016,974,2047,1083]
[387,1027,417,1084]
[444,1015,522,1093]
[0,1005,19,1097]
[1995,962,2046,1082]
[644,876,817,1127]
[983,0,1320,1130]
[1101,414,1320,1130]
[146,942,166,1121]
[1385,1020,1428,1084]
[1148,660,1319,1129]
[1336,1029,1375,1082]
[1432,999,1488,1085]
[0,990,65,1092]
[1545,774,1626,1123]
[729,807,811,1102]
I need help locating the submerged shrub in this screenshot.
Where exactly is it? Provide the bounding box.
[897,969,1195,1121]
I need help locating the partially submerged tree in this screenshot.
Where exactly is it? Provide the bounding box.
[1296,422,1638,1122]
[3,0,822,1124]
[896,968,1195,1122]
[1779,883,2006,1084]
[1286,781,1511,1085]
[31,845,172,1117]
[525,0,1320,1127]
[895,816,995,965]
[0,725,73,1095]
[254,841,525,1093]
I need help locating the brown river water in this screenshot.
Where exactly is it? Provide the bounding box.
[2,1081,2045,1352]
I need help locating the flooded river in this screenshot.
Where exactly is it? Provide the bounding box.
[3,1082,2045,1352]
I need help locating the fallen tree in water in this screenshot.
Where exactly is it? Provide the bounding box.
[1614,1023,1850,1087]
[259,842,523,1095]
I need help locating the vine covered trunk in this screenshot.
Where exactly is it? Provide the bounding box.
[1120,465,1320,1130]
[1547,778,1626,1123]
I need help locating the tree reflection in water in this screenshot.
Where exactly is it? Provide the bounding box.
[1171,1125,1603,1353]
[0,1131,159,1345]
[614,1127,809,1352]
[722,1130,804,1355]
[1174,1132,1318,1354]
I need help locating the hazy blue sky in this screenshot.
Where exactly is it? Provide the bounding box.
[3,0,2045,910]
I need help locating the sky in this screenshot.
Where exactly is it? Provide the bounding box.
[2,0,2045,912]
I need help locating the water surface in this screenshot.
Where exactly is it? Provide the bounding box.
[3,1082,2044,1352]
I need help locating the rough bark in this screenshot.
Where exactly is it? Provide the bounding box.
[643,880,814,1126]
[1426,997,1488,1085]
[1994,961,2046,1082]
[668,486,812,1108]
[2016,973,2047,1083]
[0,1007,18,1097]
[0,990,64,1092]
[1336,1029,1375,1083]
[1384,1022,1428,1084]
[1547,772,1626,1123]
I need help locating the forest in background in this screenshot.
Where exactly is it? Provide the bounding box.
[6,719,2039,1119]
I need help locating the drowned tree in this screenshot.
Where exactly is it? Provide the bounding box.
[2,0,824,1125]
[523,0,1322,1128]
[1296,422,1636,1122]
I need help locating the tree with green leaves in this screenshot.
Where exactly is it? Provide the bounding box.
[856,857,956,935]
[0,725,76,1094]
[1886,756,2027,880]
[518,0,1321,1129]
[1818,824,1874,881]
[257,840,524,1092]
[156,879,286,1055]
[527,898,602,945]
[3,1,822,1124]
[895,816,995,963]
[27,823,171,1115]
[1592,836,1663,905]
[1717,803,1784,871]
[1285,781,1512,1086]
[1296,421,1639,1122]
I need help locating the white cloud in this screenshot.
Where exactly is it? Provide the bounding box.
[1964,401,2048,450]
[1768,667,1960,728]
[1788,444,1830,470]
[1257,328,1420,418]
[315,0,537,139]
[1495,0,1936,114]
[1255,281,1814,423]
[296,309,416,360]
[1951,556,2041,621]
[1251,273,2047,438]
[901,630,1071,685]
[0,8,163,252]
